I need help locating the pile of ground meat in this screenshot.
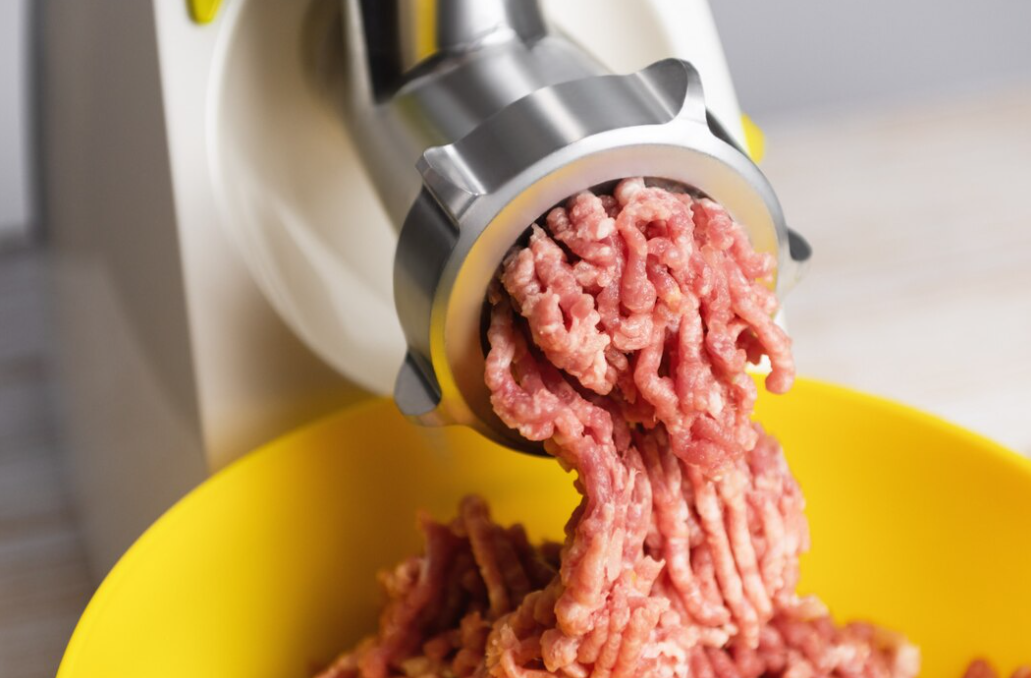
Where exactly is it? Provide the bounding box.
[318,179,1026,678]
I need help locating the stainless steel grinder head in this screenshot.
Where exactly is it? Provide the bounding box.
[336,0,811,451]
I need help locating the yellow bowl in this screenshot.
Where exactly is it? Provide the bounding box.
[58,378,1031,678]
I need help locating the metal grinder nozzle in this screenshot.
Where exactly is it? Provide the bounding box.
[337,0,811,451]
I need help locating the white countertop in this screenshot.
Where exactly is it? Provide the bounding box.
[760,85,1031,456]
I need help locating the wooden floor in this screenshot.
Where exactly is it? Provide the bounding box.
[0,84,1028,678]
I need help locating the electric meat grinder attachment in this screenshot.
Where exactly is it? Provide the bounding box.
[338,0,811,452]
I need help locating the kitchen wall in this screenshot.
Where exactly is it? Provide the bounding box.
[2,1,1031,241]
[0,0,32,243]
[710,0,1031,118]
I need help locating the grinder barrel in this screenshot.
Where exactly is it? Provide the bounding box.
[340,0,605,224]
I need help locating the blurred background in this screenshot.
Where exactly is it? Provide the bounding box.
[1,1,1029,677]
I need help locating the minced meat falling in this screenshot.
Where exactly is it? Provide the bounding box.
[317,179,1026,678]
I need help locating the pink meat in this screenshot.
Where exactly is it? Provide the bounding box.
[318,180,1002,678]
[498,181,794,475]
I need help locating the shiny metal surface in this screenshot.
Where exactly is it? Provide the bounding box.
[389,0,548,76]
[339,0,810,449]
[340,0,603,224]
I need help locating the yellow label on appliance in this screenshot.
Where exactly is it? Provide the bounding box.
[741,114,766,163]
[188,0,222,24]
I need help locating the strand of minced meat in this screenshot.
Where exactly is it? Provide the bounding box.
[317,179,1021,678]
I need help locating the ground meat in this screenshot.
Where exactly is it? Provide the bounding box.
[494,180,793,476]
[318,179,1008,678]
[319,492,918,678]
